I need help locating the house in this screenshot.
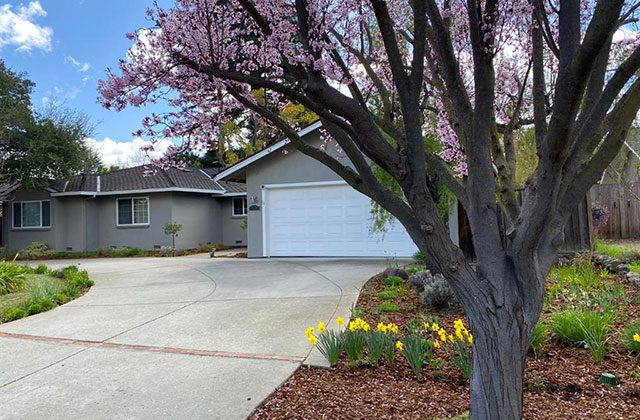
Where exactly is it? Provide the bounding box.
[1,166,247,252]
[214,121,427,258]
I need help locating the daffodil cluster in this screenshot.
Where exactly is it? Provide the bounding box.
[305,318,340,345]
[377,322,399,334]
[348,317,371,332]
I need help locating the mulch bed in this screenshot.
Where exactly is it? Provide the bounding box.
[253,267,640,420]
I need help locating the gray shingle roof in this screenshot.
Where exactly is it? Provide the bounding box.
[50,165,245,195]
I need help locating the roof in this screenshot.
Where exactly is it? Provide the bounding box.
[44,165,245,197]
[214,121,322,181]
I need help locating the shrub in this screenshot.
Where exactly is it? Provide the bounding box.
[53,292,70,305]
[0,259,28,295]
[622,320,640,355]
[5,307,27,321]
[401,335,433,378]
[382,276,404,287]
[377,302,401,313]
[529,322,549,357]
[376,286,405,300]
[27,297,56,315]
[19,241,52,259]
[34,264,49,275]
[413,250,427,265]
[418,272,457,310]
[103,246,143,257]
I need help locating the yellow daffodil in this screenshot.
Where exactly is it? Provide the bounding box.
[633,333,640,343]
[433,340,440,349]
[348,321,357,332]
[396,341,404,351]
[455,329,464,341]
[468,334,473,344]
[438,328,447,342]
[317,321,326,334]
[308,335,318,345]
[377,322,388,333]
[305,326,314,338]
[431,322,439,331]
[454,319,464,329]
[387,323,399,334]
[336,317,345,326]
[449,334,455,343]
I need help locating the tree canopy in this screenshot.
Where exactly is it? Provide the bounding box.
[0,60,101,190]
[99,1,640,418]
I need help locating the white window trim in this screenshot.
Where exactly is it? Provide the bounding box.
[116,196,150,227]
[12,200,51,229]
[232,196,248,217]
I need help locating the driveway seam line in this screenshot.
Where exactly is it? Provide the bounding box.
[0,347,88,389]
[0,332,303,363]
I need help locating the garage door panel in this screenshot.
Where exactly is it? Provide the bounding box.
[265,184,418,257]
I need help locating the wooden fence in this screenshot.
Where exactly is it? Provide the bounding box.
[457,192,592,259]
[591,183,640,239]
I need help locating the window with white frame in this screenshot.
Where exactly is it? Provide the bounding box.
[13,201,51,228]
[232,197,247,216]
[117,197,149,226]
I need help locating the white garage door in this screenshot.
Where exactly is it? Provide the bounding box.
[263,182,418,257]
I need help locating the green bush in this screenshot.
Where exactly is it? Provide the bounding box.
[375,286,405,300]
[413,250,427,265]
[19,241,52,259]
[382,276,404,287]
[53,292,70,305]
[27,297,56,315]
[622,320,640,355]
[0,260,28,295]
[5,307,27,321]
[377,302,401,313]
[419,273,457,310]
[34,264,49,274]
[529,322,549,357]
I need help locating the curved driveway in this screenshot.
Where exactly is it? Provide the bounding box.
[0,255,387,419]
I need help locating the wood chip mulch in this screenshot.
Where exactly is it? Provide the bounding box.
[253,268,640,420]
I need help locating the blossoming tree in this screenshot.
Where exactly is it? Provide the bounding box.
[99,1,640,418]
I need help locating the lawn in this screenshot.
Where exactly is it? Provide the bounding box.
[0,263,94,323]
[253,257,640,419]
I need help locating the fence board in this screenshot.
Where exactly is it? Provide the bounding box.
[591,183,640,239]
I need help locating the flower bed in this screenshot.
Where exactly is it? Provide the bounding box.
[253,259,640,419]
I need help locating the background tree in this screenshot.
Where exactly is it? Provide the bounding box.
[99,1,640,418]
[0,60,102,190]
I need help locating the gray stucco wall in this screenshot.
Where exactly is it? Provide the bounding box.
[220,197,247,246]
[170,192,223,249]
[2,190,241,252]
[3,190,61,251]
[245,132,348,257]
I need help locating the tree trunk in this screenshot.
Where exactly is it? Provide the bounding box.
[468,305,528,420]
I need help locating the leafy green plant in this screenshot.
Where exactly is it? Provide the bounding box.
[413,250,427,265]
[629,261,640,275]
[594,239,640,261]
[19,241,51,259]
[27,296,55,315]
[5,307,27,321]
[0,258,28,295]
[163,221,183,255]
[382,276,404,287]
[549,262,604,291]
[349,303,364,318]
[622,320,640,355]
[377,302,401,313]
[529,322,549,357]
[343,330,366,361]
[550,310,614,361]
[316,329,343,366]
[401,334,433,378]
[375,286,406,300]
[365,330,393,366]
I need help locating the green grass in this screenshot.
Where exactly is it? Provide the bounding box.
[0,265,94,323]
[549,262,605,290]
[549,309,615,361]
[629,261,640,275]
[594,239,640,260]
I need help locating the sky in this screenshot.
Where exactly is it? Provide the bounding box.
[0,0,174,166]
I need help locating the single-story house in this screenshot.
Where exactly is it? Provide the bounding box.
[1,122,591,258]
[0,166,247,252]
[214,121,435,258]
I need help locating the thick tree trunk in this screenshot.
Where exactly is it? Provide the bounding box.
[467,306,529,420]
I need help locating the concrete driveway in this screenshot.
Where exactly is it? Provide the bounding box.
[0,255,387,419]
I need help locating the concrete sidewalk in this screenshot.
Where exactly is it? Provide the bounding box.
[0,256,387,419]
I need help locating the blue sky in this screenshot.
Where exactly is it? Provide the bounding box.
[1,0,173,166]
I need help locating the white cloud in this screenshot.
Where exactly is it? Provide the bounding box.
[84,137,175,168]
[65,55,90,72]
[0,1,52,52]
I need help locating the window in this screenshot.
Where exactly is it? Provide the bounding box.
[232,197,247,216]
[117,197,149,226]
[13,201,51,228]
